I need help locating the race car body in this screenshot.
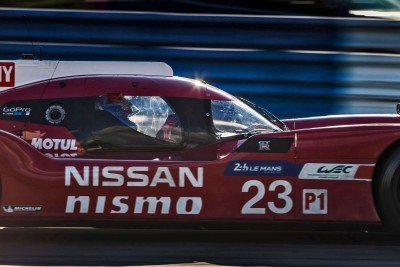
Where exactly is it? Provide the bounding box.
[0,58,399,230]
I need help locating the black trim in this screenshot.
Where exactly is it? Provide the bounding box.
[0,216,382,232]
[235,137,294,153]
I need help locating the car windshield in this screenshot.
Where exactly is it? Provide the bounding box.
[211,99,281,137]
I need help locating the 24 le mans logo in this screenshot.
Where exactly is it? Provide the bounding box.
[0,62,15,87]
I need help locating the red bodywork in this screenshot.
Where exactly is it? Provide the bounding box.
[0,74,398,228]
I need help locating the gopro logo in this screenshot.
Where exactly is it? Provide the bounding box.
[0,63,15,87]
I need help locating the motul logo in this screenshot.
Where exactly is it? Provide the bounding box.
[31,138,78,151]
[0,62,15,87]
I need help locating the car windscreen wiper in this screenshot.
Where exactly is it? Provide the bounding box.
[238,97,288,131]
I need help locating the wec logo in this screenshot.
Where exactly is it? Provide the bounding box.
[299,163,359,180]
[317,165,353,174]
[0,62,15,87]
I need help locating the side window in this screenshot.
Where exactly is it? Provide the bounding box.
[95,94,183,144]
[95,93,139,129]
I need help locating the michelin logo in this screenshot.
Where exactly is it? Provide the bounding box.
[2,205,42,212]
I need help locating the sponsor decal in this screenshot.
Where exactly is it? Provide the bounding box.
[303,189,328,214]
[64,166,204,214]
[0,62,15,87]
[224,160,299,176]
[65,196,202,215]
[65,166,203,187]
[45,153,78,158]
[235,138,294,153]
[2,205,42,213]
[299,163,360,180]
[258,141,271,151]
[31,138,78,151]
[2,106,31,116]
[241,180,293,215]
[45,104,66,124]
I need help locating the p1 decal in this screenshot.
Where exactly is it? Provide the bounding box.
[0,62,15,87]
[299,163,360,180]
[303,189,327,214]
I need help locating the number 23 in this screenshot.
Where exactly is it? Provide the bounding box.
[241,180,293,214]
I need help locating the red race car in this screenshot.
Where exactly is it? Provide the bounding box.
[0,58,399,231]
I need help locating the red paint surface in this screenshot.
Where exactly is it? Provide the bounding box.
[0,74,397,227]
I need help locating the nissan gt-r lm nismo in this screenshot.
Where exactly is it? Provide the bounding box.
[0,58,400,231]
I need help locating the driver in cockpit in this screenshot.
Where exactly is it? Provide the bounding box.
[96,93,139,130]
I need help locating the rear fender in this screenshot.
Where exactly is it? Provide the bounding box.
[0,130,54,204]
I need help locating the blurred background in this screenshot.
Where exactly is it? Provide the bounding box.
[0,0,399,118]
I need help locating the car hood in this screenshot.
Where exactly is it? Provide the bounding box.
[283,114,400,130]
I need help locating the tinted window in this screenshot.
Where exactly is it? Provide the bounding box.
[95,94,183,145]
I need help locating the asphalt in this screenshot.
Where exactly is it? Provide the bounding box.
[0,227,400,266]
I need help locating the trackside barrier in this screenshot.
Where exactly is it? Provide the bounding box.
[0,8,399,118]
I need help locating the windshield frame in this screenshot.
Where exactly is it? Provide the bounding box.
[210,98,281,139]
[237,97,288,131]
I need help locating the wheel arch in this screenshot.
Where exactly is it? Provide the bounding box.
[372,139,400,226]
[0,173,2,206]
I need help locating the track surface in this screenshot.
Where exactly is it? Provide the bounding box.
[1,228,400,266]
